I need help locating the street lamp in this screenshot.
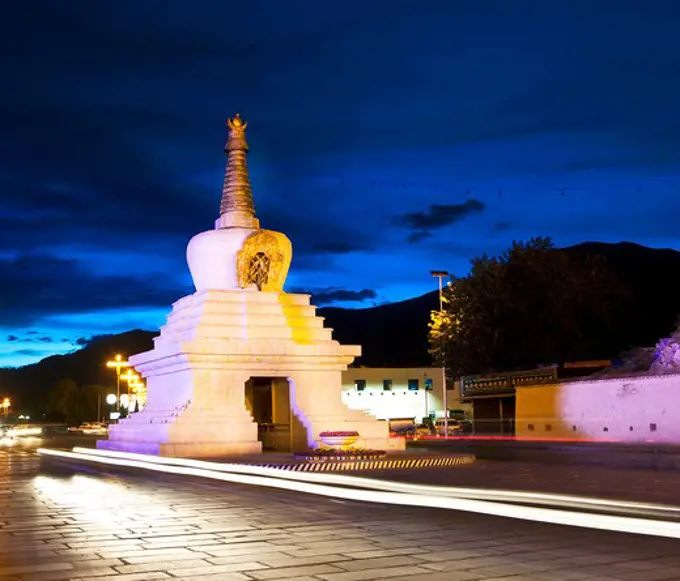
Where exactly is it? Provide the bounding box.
[106,354,130,412]
[120,369,138,400]
[1,397,10,417]
[128,379,146,411]
[430,270,450,439]
[121,369,144,412]
[120,369,139,385]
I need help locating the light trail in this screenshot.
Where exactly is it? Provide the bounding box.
[71,446,680,519]
[39,447,680,540]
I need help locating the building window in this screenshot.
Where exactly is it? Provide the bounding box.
[382,379,392,391]
[408,379,419,391]
[355,379,366,392]
[424,378,433,391]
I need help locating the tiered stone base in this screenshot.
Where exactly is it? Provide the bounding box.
[98,440,262,457]
[98,290,404,456]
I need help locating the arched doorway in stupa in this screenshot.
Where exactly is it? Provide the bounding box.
[244,377,308,452]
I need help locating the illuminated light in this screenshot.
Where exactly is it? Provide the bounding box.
[119,394,130,408]
[120,370,140,384]
[71,447,680,519]
[105,356,130,370]
[8,426,42,437]
[40,447,680,540]
[82,424,108,435]
[33,475,140,523]
[106,394,117,405]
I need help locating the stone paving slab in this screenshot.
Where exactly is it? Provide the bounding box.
[3,447,680,580]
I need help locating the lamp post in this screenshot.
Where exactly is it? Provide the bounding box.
[106,354,130,412]
[1,397,9,417]
[430,270,450,439]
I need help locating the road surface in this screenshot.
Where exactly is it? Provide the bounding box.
[1,436,680,580]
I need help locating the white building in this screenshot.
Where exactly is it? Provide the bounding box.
[341,367,472,422]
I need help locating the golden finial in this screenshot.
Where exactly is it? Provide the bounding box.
[227,113,247,131]
[220,113,255,220]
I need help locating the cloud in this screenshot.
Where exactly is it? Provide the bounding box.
[0,254,187,326]
[4,333,53,343]
[311,242,371,254]
[291,287,378,306]
[397,200,486,230]
[494,222,511,232]
[395,200,486,242]
[407,231,432,244]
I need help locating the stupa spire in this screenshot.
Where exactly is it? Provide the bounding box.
[216,114,259,229]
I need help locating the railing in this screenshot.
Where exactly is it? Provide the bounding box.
[461,368,558,398]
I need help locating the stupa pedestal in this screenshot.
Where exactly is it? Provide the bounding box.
[99,290,399,456]
[98,114,403,457]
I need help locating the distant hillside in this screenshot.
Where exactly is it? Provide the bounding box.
[3,241,680,410]
[563,242,680,351]
[321,291,440,367]
[0,330,156,409]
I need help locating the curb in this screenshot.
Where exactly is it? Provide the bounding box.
[255,454,476,472]
[410,440,680,471]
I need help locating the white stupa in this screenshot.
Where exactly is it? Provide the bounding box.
[98,114,404,457]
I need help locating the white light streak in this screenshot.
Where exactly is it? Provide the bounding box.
[71,447,680,518]
[40,447,680,540]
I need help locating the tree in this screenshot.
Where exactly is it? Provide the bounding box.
[81,384,112,422]
[46,379,109,424]
[430,237,629,377]
[46,378,79,421]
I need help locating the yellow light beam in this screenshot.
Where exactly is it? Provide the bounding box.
[120,370,139,383]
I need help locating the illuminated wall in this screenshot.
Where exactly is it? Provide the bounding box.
[515,373,680,442]
[341,367,472,421]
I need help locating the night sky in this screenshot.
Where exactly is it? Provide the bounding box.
[2,1,680,367]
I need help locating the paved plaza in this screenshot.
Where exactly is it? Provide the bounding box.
[368,458,680,506]
[2,441,680,581]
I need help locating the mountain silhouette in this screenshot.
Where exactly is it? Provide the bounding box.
[3,241,680,410]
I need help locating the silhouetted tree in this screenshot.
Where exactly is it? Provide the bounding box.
[46,378,78,421]
[430,237,629,377]
[81,384,111,422]
[46,379,108,424]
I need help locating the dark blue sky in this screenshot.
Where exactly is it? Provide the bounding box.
[2,0,680,366]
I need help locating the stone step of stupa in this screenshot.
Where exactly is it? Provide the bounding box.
[156,324,333,343]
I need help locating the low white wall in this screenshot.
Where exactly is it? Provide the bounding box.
[516,373,680,443]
